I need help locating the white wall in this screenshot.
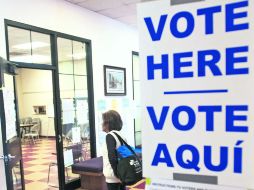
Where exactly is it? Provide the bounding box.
[16,69,55,136]
[16,67,88,137]
[0,0,139,155]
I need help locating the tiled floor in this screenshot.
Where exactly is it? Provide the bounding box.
[21,138,145,190]
[22,138,59,190]
[126,179,146,190]
[20,137,91,190]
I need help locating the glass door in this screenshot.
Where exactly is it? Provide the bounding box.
[0,57,24,190]
[132,52,142,148]
[57,37,92,186]
[5,20,96,189]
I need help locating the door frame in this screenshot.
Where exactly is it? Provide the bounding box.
[4,19,96,189]
[0,57,25,190]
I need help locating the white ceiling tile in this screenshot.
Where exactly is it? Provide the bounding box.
[117,14,137,25]
[126,3,138,10]
[78,0,122,11]
[141,0,160,2]
[63,0,141,27]
[66,0,88,4]
[122,0,141,5]
[98,5,136,19]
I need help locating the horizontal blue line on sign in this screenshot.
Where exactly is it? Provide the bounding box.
[164,89,228,95]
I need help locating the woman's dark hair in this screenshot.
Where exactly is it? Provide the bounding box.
[102,110,122,131]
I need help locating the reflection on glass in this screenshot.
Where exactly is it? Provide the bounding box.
[8,27,51,64]
[58,38,73,74]
[134,116,142,132]
[134,114,142,147]
[76,98,89,125]
[74,60,87,75]
[12,162,22,190]
[59,61,73,74]
[58,39,90,183]
[135,132,142,147]
[73,41,87,75]
[75,90,88,98]
[60,97,91,181]
[59,74,74,99]
[134,81,141,105]
[132,52,141,147]
[74,75,87,91]
[31,31,51,64]
[133,54,140,81]
[8,27,31,63]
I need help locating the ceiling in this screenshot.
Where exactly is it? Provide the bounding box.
[65,0,159,27]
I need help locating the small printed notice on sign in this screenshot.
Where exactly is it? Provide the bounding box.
[145,178,246,190]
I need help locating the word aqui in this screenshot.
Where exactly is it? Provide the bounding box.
[147,105,247,173]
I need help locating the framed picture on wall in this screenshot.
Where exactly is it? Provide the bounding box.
[104,65,126,96]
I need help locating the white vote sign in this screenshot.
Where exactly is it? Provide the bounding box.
[137,0,254,189]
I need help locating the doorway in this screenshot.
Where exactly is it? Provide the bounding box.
[16,68,60,190]
[5,19,96,189]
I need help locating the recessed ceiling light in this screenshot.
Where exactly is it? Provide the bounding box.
[68,53,86,60]
[10,54,50,63]
[12,42,49,50]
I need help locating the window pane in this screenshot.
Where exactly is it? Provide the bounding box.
[31,31,51,64]
[57,38,91,183]
[8,27,31,63]
[8,27,51,64]
[135,132,142,147]
[75,90,88,98]
[74,75,87,91]
[62,98,90,181]
[76,98,89,125]
[132,53,141,148]
[59,61,73,74]
[59,74,74,99]
[61,98,75,127]
[134,81,140,105]
[58,38,73,74]
[134,115,141,132]
[13,162,22,190]
[73,41,87,75]
[133,54,140,81]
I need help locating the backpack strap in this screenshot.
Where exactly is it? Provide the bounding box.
[112,132,142,166]
[109,131,123,146]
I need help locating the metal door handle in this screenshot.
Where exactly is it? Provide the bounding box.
[0,154,15,161]
[0,154,15,163]
[8,154,15,160]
